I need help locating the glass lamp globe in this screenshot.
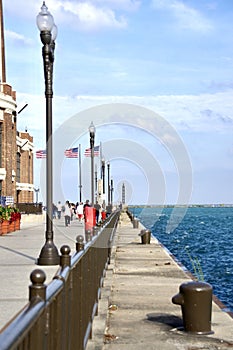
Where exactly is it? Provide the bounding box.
[89,121,96,136]
[51,23,58,41]
[36,1,54,32]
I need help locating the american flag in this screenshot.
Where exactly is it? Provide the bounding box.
[36,150,46,159]
[84,145,100,157]
[64,147,79,158]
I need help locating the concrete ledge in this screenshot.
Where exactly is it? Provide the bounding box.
[21,213,45,224]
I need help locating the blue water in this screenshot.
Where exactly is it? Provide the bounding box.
[131,206,233,312]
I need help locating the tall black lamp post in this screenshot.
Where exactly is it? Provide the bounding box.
[110,179,114,205]
[101,158,105,209]
[89,121,96,206]
[36,2,59,265]
[34,187,40,204]
[107,161,110,206]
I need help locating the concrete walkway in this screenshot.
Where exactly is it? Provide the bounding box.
[87,212,233,350]
[0,215,85,330]
[1,212,233,349]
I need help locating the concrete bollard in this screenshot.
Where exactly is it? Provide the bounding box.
[172,281,213,335]
[138,229,151,244]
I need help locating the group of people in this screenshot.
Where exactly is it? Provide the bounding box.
[63,200,85,227]
[52,199,111,227]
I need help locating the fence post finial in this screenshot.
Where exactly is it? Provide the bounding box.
[60,245,71,268]
[29,269,46,302]
[76,235,84,252]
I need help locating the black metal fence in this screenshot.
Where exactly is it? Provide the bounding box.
[0,210,120,350]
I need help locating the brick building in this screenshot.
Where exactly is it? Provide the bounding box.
[0,1,34,204]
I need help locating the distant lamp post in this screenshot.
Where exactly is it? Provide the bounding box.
[36,2,59,265]
[107,161,110,206]
[89,121,96,206]
[110,178,114,205]
[122,183,125,205]
[34,187,40,204]
[101,157,105,209]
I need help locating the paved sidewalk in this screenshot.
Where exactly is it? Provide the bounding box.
[0,216,85,330]
[1,212,233,349]
[87,212,233,350]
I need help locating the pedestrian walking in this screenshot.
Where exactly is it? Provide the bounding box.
[57,201,62,219]
[83,200,91,221]
[64,200,71,227]
[53,203,57,219]
[94,201,101,223]
[76,202,84,222]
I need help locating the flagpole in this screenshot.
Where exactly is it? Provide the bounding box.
[95,163,97,203]
[100,141,103,174]
[79,143,82,202]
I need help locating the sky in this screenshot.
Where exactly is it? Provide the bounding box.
[3,0,233,206]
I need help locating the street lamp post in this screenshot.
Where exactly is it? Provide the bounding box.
[36,2,59,265]
[34,187,40,204]
[101,158,105,209]
[89,121,95,206]
[110,179,114,205]
[107,161,110,206]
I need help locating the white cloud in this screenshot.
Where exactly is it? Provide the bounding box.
[152,0,213,33]
[89,0,141,11]
[15,90,233,205]
[47,0,128,31]
[5,0,130,31]
[16,90,233,142]
[5,30,33,46]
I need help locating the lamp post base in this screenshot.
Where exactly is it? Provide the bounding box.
[37,239,60,265]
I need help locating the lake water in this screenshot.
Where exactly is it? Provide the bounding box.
[131,206,233,312]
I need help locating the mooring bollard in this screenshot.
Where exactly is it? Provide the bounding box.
[133,217,139,229]
[138,229,151,244]
[172,281,213,334]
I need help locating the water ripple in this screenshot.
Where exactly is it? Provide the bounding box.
[132,206,233,312]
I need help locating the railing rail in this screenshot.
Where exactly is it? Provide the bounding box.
[0,209,120,350]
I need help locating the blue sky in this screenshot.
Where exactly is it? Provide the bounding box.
[3,0,233,205]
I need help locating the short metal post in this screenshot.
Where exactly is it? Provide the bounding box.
[60,245,71,268]
[85,229,92,242]
[76,235,84,252]
[29,269,47,302]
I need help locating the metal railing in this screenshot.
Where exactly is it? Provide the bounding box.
[0,210,120,350]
